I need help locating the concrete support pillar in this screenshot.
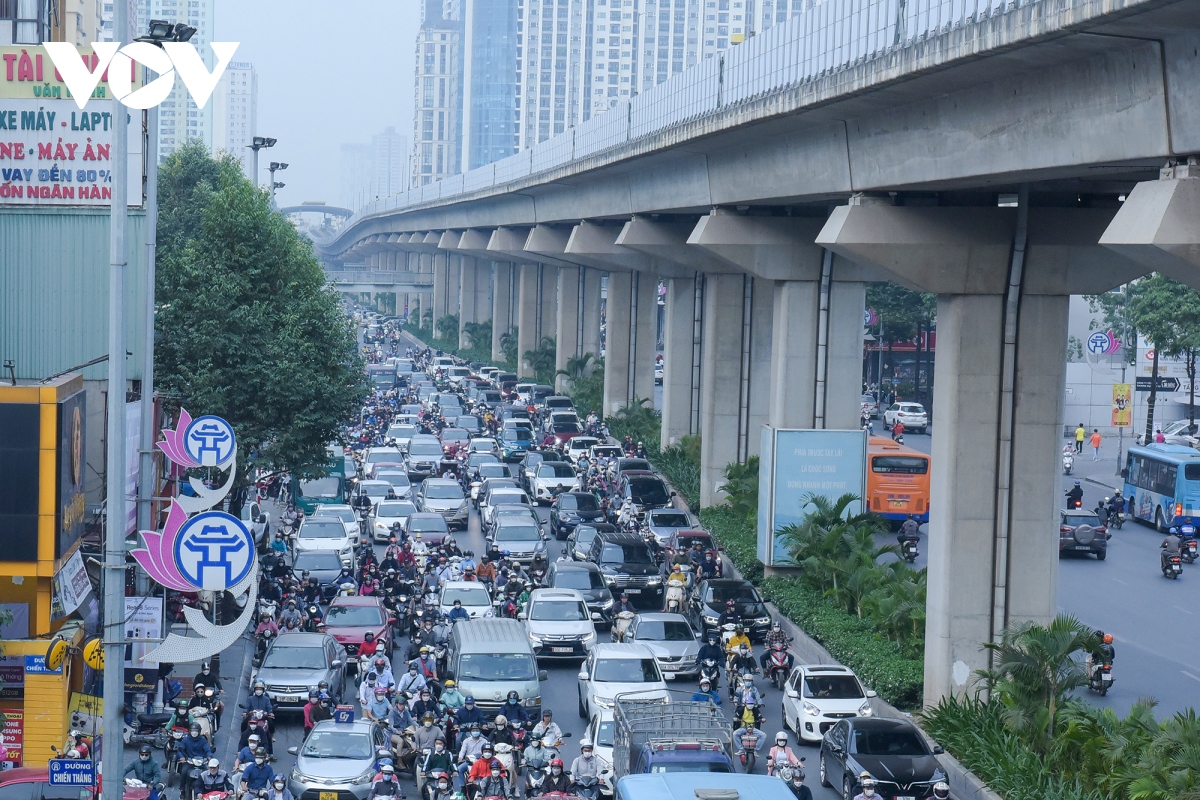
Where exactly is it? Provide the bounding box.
[661,276,698,446]
[447,254,462,319]
[699,273,747,508]
[631,272,658,404]
[458,257,486,349]
[826,278,867,430]
[556,266,581,393]
[602,271,633,416]
[768,279,820,429]
[517,263,540,378]
[432,253,449,326]
[539,265,559,343]
[581,267,602,361]
[492,263,514,362]
[746,278,774,458]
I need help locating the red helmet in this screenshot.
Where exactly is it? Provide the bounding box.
[550,759,564,768]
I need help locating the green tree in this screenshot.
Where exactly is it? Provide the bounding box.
[155,143,368,501]
[866,283,937,401]
[523,336,557,384]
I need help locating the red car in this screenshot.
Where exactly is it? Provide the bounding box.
[542,421,585,446]
[0,767,151,800]
[322,595,394,660]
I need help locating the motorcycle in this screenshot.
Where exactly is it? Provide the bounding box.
[1180,528,1199,564]
[766,643,792,692]
[570,776,600,800]
[900,537,919,563]
[1163,550,1184,578]
[493,742,518,798]
[171,755,207,800]
[123,707,173,748]
[253,629,274,667]
[1062,447,1074,475]
[1089,662,1114,696]
[610,611,635,643]
[768,755,804,779]
[699,659,721,690]
[524,754,552,799]
[737,732,759,774]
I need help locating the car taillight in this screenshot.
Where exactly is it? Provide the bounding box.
[1060,527,1073,533]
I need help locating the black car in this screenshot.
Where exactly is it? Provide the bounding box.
[290,549,344,601]
[550,492,606,539]
[568,522,617,562]
[547,559,613,627]
[616,471,674,518]
[819,717,946,800]
[587,530,664,608]
[691,578,772,641]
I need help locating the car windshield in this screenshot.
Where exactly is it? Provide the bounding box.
[650,512,690,527]
[375,471,410,487]
[496,525,541,542]
[292,552,342,572]
[299,522,346,539]
[409,441,443,457]
[553,569,604,590]
[593,657,661,682]
[539,464,576,478]
[425,483,465,500]
[458,416,481,427]
[601,543,655,565]
[378,501,416,517]
[560,494,599,511]
[261,645,326,670]
[851,728,929,756]
[803,674,864,699]
[707,583,761,603]
[595,720,614,748]
[635,620,695,641]
[443,586,491,606]
[314,508,354,523]
[871,456,929,474]
[390,425,418,438]
[360,483,391,498]
[302,730,373,759]
[479,465,509,479]
[899,404,925,414]
[552,423,583,433]
[649,763,732,774]
[627,478,669,504]
[492,493,528,506]
[458,652,538,681]
[530,600,589,621]
[326,604,385,626]
[1063,512,1103,527]
[442,429,469,441]
[299,477,341,499]
[410,517,449,533]
[676,534,712,550]
[367,451,402,464]
[593,447,622,458]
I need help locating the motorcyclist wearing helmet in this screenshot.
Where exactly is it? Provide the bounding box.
[729,643,758,677]
[254,612,279,638]
[244,680,274,719]
[1162,528,1184,571]
[421,739,454,786]
[178,722,214,761]
[732,724,766,757]
[124,744,162,785]
[414,711,445,755]
[542,758,571,794]
[531,710,563,748]
[412,688,440,723]
[691,678,722,706]
[699,549,719,579]
[240,747,276,795]
[397,661,427,695]
[932,782,949,800]
[767,732,802,776]
[571,740,599,781]
[234,735,264,772]
[522,733,555,781]
[788,765,813,800]
[454,695,486,730]
[368,764,401,800]
[414,646,438,681]
[491,715,520,749]
[193,662,225,728]
[719,600,744,631]
[852,773,878,800]
[466,743,500,783]
[193,759,232,796]
[500,690,531,725]
[1066,480,1084,510]
[439,679,464,710]
[364,687,393,724]
[279,599,303,629]
[760,622,793,673]
[696,630,724,682]
[475,761,510,799]
[267,774,293,800]
[456,723,488,784]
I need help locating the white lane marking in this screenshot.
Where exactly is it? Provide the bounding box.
[1175,606,1193,615]
[1182,671,1200,683]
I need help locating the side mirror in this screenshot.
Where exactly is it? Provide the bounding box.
[538,670,549,682]
[670,492,677,498]
[866,690,877,698]
[786,689,799,698]
[517,612,527,620]
[933,745,944,755]
[287,747,299,756]
[577,670,588,681]
[258,514,268,524]
[331,659,342,667]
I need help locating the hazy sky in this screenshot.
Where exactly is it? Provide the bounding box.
[213,0,421,207]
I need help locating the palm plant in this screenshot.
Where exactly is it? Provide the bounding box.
[523,336,557,383]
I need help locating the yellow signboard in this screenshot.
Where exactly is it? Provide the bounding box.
[1113,383,1132,427]
[0,46,138,101]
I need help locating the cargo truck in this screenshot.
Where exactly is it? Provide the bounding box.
[612,698,734,780]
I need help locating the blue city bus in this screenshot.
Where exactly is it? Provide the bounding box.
[1122,443,1200,531]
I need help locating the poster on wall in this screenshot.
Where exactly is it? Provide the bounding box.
[0,709,23,768]
[123,596,162,692]
[50,549,92,622]
[757,428,867,566]
[67,693,102,737]
[0,657,23,700]
[1112,383,1132,428]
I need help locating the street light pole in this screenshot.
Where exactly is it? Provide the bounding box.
[248,136,277,187]
[102,2,130,800]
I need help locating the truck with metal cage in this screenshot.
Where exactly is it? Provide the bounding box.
[611,697,733,780]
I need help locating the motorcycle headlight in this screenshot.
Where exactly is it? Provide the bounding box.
[802,701,821,717]
[858,701,873,716]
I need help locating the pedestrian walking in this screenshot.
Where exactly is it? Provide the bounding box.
[1091,429,1102,461]
[1075,423,1086,453]
[1155,428,1166,443]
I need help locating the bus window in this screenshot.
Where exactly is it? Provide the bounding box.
[1186,464,1200,482]
[871,456,929,474]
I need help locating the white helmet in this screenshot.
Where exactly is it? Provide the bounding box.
[580,738,593,749]
[775,731,787,743]
[208,758,220,768]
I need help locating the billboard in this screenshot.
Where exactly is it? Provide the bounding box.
[757,428,867,566]
[56,390,86,559]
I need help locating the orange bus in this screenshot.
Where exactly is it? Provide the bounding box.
[866,436,931,527]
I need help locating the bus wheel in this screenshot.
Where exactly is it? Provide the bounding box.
[1155,509,1165,533]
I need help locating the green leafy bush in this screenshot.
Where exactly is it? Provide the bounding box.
[606,399,662,452]
[654,444,700,511]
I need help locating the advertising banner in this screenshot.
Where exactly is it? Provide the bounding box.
[757,428,867,566]
[0,709,23,768]
[123,596,162,692]
[1112,383,1132,427]
[0,46,137,101]
[50,549,92,622]
[0,657,23,700]
[56,390,86,559]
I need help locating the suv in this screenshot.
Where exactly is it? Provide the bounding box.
[577,643,669,719]
[531,461,580,504]
[550,491,605,539]
[615,471,674,519]
[690,579,772,641]
[255,631,348,708]
[547,559,613,626]
[782,664,877,742]
[1059,509,1109,559]
[587,531,663,608]
[523,588,597,659]
[883,402,928,433]
[405,435,445,480]
[323,595,394,659]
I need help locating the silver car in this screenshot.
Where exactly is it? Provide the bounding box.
[625,612,701,678]
[287,719,389,800]
[254,632,348,709]
[490,516,547,564]
[415,477,469,530]
[645,509,694,545]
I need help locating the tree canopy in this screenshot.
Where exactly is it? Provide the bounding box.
[154,143,368,485]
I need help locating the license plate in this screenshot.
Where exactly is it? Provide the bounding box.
[889,501,905,508]
[1076,546,1093,550]
[551,647,573,654]
[661,663,678,671]
[1102,673,1113,681]
[320,792,338,800]
[624,589,641,594]
[896,796,915,800]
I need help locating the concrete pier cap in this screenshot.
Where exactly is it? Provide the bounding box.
[615,215,730,274]
[566,219,690,277]
[1100,163,1200,289]
[687,208,829,281]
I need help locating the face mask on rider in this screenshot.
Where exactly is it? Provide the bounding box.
[255,688,264,696]
[140,754,150,761]
[490,770,501,778]
[471,731,481,738]
[423,720,432,728]
[435,743,444,752]
[255,758,265,766]
[863,789,875,798]
[437,783,448,791]
[551,768,562,776]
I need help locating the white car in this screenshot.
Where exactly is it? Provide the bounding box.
[468,438,499,455]
[566,437,600,464]
[239,500,270,548]
[531,462,580,503]
[523,588,597,659]
[294,516,355,566]
[482,487,533,528]
[585,709,617,797]
[577,643,669,720]
[546,411,581,432]
[1138,418,1200,447]
[309,504,358,538]
[371,499,418,543]
[882,402,928,434]
[364,446,405,470]
[385,424,419,452]
[781,664,877,743]
[590,445,624,462]
[439,581,494,619]
[515,383,537,404]
[446,366,472,385]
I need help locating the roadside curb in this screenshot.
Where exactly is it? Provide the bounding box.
[1085,475,1123,493]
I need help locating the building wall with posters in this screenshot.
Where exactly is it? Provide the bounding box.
[0,621,88,768]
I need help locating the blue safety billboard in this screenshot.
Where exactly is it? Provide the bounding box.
[757,428,867,566]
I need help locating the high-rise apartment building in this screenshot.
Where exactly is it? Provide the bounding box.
[340,128,409,207]
[132,0,215,162]
[515,0,590,148]
[53,0,103,46]
[460,0,519,170]
[213,62,258,179]
[339,143,374,210]
[411,0,463,187]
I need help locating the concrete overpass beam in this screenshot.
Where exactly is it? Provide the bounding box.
[1100,169,1200,289]
[518,263,540,379]
[556,266,581,394]
[492,263,514,363]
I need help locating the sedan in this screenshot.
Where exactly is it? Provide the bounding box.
[860,394,879,419]
[294,517,355,567]
[372,469,413,499]
[352,479,394,510]
[566,436,601,464]
[309,504,358,539]
[287,719,389,800]
[290,550,343,601]
[819,717,946,800]
[625,612,701,678]
[569,522,617,562]
[883,402,928,433]
[782,664,877,743]
[691,579,772,641]
[440,427,472,453]
[550,492,606,539]
[254,632,347,709]
[371,499,418,543]
[407,512,451,547]
[415,478,469,530]
[645,508,693,545]
[482,487,533,528]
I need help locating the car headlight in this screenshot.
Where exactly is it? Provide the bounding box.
[599,598,614,609]
[702,614,720,626]
[646,576,661,586]
[341,544,352,554]
[582,631,596,645]
[803,701,821,717]
[484,607,495,617]
[375,522,387,530]
[756,616,771,625]
[291,767,314,783]
[529,632,544,643]
[593,696,614,709]
[858,701,873,716]
[524,696,540,707]
[351,770,376,785]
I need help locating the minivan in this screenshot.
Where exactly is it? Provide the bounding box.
[445,618,548,718]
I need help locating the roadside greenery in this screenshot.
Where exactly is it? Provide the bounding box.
[524,337,557,385]
[561,354,604,415]
[155,143,368,493]
[922,615,1200,800]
